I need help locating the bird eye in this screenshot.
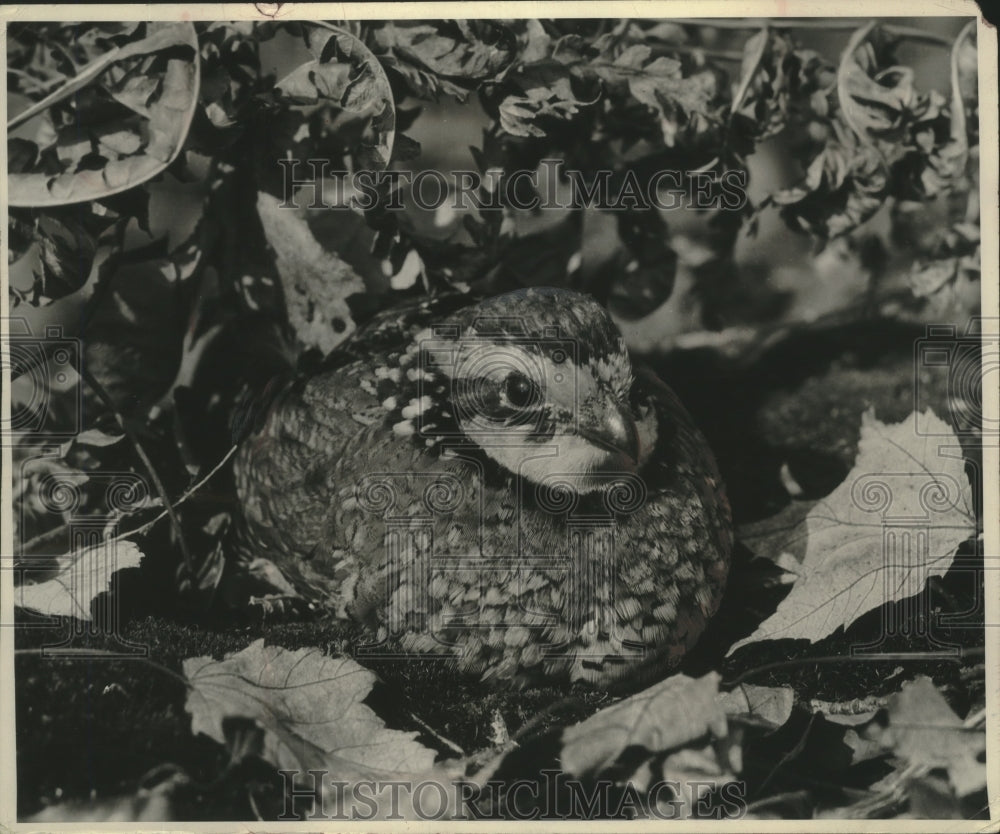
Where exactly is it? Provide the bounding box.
[504,372,539,409]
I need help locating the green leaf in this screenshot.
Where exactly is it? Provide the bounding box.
[8,22,199,207]
[275,24,396,171]
[836,23,914,145]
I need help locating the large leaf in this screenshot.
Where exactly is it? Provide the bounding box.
[884,676,985,798]
[729,409,976,652]
[183,640,437,781]
[558,672,728,779]
[8,22,199,207]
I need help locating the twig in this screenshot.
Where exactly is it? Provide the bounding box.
[79,364,194,574]
[723,646,985,687]
[20,445,237,555]
[745,788,812,814]
[755,712,816,798]
[409,711,466,758]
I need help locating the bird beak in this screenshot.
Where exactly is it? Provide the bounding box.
[579,403,641,467]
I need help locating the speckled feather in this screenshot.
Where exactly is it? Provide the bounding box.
[233,289,732,687]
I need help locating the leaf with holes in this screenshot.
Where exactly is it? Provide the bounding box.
[257,191,365,354]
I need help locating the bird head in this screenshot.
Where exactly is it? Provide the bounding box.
[375,288,655,492]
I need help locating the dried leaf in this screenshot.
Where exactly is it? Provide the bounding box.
[183,640,437,782]
[718,684,794,731]
[728,409,976,652]
[26,768,188,822]
[738,499,816,574]
[886,675,986,798]
[559,672,727,779]
[17,539,143,621]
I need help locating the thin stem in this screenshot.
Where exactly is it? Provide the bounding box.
[19,446,235,555]
[723,646,984,687]
[79,364,194,574]
[745,790,812,814]
[111,445,238,544]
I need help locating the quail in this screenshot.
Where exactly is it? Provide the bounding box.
[233,287,732,687]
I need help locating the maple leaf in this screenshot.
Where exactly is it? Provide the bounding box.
[885,675,986,798]
[17,539,143,621]
[558,672,728,779]
[729,409,977,653]
[184,640,437,782]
